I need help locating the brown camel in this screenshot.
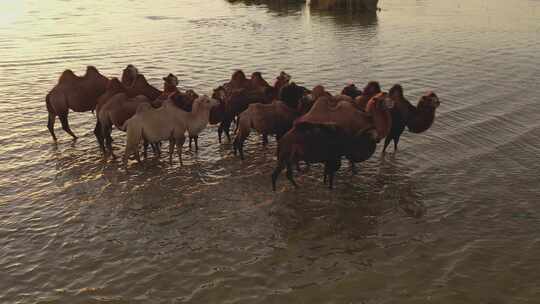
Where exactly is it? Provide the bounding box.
[97,79,153,157]
[94,70,164,148]
[383,84,440,152]
[211,71,285,143]
[295,92,394,174]
[233,95,301,160]
[271,122,379,190]
[46,66,109,141]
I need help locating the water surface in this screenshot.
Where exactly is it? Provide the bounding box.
[1,0,540,303]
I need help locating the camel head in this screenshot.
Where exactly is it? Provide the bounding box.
[274,71,291,89]
[212,85,227,101]
[362,81,382,98]
[278,71,291,82]
[419,91,440,109]
[341,83,362,98]
[163,73,179,87]
[121,64,139,86]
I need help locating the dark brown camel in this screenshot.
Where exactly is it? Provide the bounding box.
[46,66,109,141]
[383,84,440,152]
[211,71,283,143]
[94,71,164,151]
[272,122,380,190]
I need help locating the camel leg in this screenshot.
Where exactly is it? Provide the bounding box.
[383,136,392,153]
[133,147,140,163]
[286,163,298,189]
[394,134,402,151]
[233,136,239,156]
[105,127,115,159]
[94,121,105,153]
[189,137,193,150]
[59,113,77,140]
[100,122,114,158]
[176,136,185,165]
[218,125,223,143]
[123,145,131,168]
[326,160,341,189]
[350,159,357,175]
[47,112,57,142]
[271,161,286,191]
[262,134,269,146]
[224,120,232,142]
[328,172,335,189]
[238,138,245,160]
[234,129,248,160]
[194,136,199,151]
[169,139,175,164]
[143,140,149,159]
[151,142,161,156]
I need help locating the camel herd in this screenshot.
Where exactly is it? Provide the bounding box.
[45,65,440,190]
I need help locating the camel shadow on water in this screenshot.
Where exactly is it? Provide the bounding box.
[269,153,427,241]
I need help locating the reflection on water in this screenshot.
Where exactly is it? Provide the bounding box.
[1,0,540,303]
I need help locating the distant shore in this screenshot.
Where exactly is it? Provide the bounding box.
[228,0,379,12]
[310,0,378,11]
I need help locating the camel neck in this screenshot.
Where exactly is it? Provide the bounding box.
[408,105,436,133]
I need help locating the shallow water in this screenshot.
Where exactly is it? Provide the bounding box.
[1,0,540,303]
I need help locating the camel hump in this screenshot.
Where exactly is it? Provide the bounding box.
[86,65,99,72]
[389,84,404,98]
[58,69,78,83]
[363,81,382,96]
